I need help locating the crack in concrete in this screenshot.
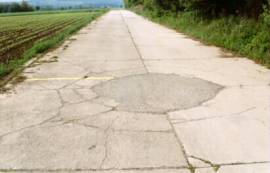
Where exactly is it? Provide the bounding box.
[189,155,270,171]
[0,84,107,139]
[68,120,175,137]
[56,90,67,105]
[73,122,103,131]
[165,113,196,173]
[0,90,64,141]
[0,162,269,172]
[213,161,270,167]
[87,66,147,75]
[99,115,119,169]
[172,107,256,124]
[68,120,174,134]
[71,88,97,103]
[119,11,149,74]
[189,155,220,172]
[111,108,173,115]
[111,128,174,134]
[0,166,189,172]
[99,129,109,169]
[54,108,115,127]
[72,89,87,101]
[0,114,60,141]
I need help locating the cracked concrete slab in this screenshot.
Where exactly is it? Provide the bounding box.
[169,85,270,167]
[0,124,106,169]
[174,115,270,165]
[0,89,61,136]
[101,131,187,169]
[0,10,269,173]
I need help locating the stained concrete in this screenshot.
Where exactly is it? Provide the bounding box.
[0,10,269,173]
[93,73,222,113]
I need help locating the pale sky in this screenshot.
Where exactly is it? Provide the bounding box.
[0,0,22,2]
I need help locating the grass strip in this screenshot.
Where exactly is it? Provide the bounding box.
[133,8,270,68]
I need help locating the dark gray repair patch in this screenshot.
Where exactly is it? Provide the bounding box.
[93,73,223,113]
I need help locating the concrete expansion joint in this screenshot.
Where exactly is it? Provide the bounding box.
[2,161,269,173]
[0,166,189,172]
[165,113,195,173]
[119,11,149,74]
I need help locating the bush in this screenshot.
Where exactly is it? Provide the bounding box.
[125,0,269,18]
[129,3,270,67]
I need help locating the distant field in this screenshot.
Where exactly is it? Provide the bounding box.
[0,9,100,17]
[0,10,106,78]
[0,10,103,63]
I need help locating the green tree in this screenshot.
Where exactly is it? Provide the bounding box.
[125,0,269,18]
[20,0,34,12]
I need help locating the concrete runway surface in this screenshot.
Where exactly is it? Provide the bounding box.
[0,10,270,173]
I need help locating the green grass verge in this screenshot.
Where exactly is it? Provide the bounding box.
[0,10,106,79]
[133,8,270,67]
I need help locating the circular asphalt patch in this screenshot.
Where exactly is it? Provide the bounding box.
[93,73,223,113]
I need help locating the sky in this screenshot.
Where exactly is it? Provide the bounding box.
[0,0,21,1]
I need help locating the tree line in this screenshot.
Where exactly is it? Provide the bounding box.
[125,0,270,18]
[0,1,35,13]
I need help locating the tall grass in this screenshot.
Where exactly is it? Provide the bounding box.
[134,8,270,67]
